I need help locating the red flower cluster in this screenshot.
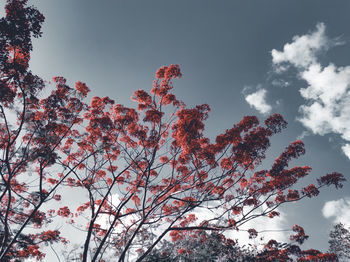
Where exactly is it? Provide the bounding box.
[155,64,182,79]
[75,81,90,97]
[57,206,71,218]
[290,224,309,244]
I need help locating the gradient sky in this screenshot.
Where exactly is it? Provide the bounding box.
[26,0,350,254]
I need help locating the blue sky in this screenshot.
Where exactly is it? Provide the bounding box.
[27,0,350,254]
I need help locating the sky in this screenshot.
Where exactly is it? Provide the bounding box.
[24,0,350,255]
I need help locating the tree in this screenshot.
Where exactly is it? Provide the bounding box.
[0,0,70,261]
[145,231,255,262]
[0,0,346,261]
[328,223,350,261]
[145,226,341,262]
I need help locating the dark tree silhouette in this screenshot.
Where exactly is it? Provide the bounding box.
[328,223,350,261]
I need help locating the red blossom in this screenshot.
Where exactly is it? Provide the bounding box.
[75,81,90,97]
[155,64,182,79]
[302,184,320,198]
[290,225,309,245]
[53,194,61,201]
[164,64,182,79]
[155,66,167,79]
[287,189,300,201]
[39,230,61,242]
[317,172,345,189]
[57,206,71,217]
[178,248,186,255]
[221,158,233,170]
[131,195,141,206]
[264,113,287,134]
[268,211,280,218]
[132,89,152,105]
[47,178,58,185]
[144,109,164,123]
[248,228,258,239]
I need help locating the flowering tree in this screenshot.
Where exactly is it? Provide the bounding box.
[0,0,71,260]
[0,0,346,261]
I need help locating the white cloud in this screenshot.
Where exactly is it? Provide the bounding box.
[271,79,290,88]
[297,130,310,140]
[271,23,329,71]
[193,205,288,248]
[342,144,350,159]
[272,23,350,160]
[229,211,288,246]
[245,89,272,115]
[322,198,350,227]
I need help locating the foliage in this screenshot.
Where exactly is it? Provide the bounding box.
[146,228,340,262]
[145,231,256,262]
[0,0,346,261]
[328,223,350,261]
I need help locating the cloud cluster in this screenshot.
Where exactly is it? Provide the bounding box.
[228,211,288,246]
[244,88,272,115]
[272,23,350,160]
[322,198,350,227]
[271,23,331,70]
